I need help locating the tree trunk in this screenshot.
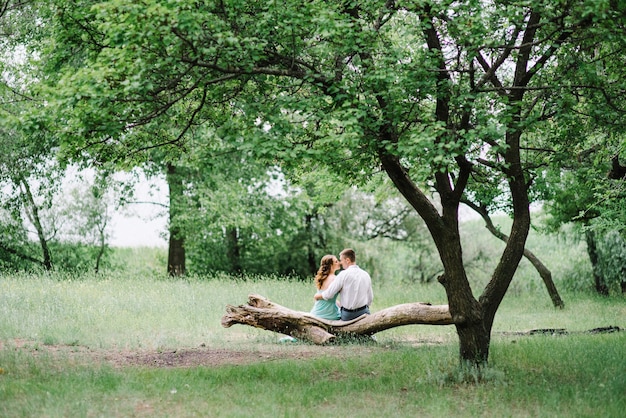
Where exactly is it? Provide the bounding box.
[455,320,491,365]
[94,206,109,274]
[305,214,318,275]
[222,295,454,344]
[168,232,185,276]
[19,177,52,270]
[437,239,490,364]
[167,163,186,276]
[226,227,241,275]
[377,147,490,363]
[585,230,608,296]
[94,227,105,274]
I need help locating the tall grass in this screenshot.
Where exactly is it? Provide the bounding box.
[0,271,457,349]
[1,265,622,350]
[1,224,624,417]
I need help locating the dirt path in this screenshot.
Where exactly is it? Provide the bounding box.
[0,338,380,369]
[6,328,616,369]
[108,346,343,368]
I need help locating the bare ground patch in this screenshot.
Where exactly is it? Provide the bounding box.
[0,338,383,369]
[109,346,342,368]
[2,328,617,370]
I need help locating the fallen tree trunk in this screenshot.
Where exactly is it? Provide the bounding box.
[221,294,454,345]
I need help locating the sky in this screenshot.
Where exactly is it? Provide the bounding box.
[109,202,168,248]
[108,174,168,248]
[55,167,169,248]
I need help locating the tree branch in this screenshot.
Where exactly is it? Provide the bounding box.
[461,198,564,309]
[0,241,44,266]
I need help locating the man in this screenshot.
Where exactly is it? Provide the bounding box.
[314,248,373,321]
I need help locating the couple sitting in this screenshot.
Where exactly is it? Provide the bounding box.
[310,248,373,321]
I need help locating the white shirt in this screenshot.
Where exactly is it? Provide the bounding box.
[320,265,373,310]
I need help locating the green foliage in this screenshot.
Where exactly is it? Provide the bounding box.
[0,216,33,270]
[38,2,626,237]
[48,242,113,273]
[595,230,626,292]
[37,3,626,234]
[0,241,113,273]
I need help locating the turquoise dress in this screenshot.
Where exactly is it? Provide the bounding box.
[310,290,341,320]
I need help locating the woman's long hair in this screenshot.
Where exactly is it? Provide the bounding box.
[314,254,336,290]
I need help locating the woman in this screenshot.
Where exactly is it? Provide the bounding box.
[310,254,341,320]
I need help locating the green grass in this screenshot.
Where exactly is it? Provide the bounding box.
[1,334,623,417]
[0,271,456,349]
[0,270,624,417]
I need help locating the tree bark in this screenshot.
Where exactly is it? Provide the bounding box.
[94,223,106,274]
[167,163,186,276]
[222,295,454,345]
[225,227,241,275]
[19,176,52,270]
[608,155,626,180]
[585,230,609,296]
[304,213,318,275]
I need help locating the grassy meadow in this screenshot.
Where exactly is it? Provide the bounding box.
[1,220,625,417]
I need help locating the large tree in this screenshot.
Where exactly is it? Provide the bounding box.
[529,9,626,295]
[41,1,626,366]
[0,0,60,270]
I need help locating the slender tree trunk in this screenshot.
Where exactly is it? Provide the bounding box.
[94,207,109,274]
[226,227,241,275]
[522,250,564,307]
[585,230,608,296]
[19,177,52,270]
[94,229,105,274]
[168,232,185,276]
[166,163,186,276]
[305,213,317,275]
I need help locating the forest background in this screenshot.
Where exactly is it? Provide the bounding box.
[1,1,625,369]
